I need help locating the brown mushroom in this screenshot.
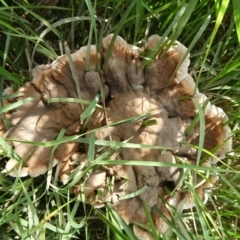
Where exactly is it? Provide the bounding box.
[1,34,232,239]
[3,45,108,177]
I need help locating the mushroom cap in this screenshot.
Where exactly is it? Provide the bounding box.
[2,34,232,239]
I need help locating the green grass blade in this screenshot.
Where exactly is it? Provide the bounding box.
[192,98,205,166]
[233,0,240,43]
[106,203,138,240]
[97,212,127,239]
[0,96,38,114]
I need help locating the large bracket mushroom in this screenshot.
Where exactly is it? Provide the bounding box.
[1,34,232,239]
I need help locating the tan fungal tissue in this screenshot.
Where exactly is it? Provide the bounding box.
[0,34,232,239]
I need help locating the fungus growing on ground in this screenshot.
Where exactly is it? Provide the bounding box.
[1,34,232,239]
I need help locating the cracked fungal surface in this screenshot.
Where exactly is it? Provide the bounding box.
[1,34,232,239]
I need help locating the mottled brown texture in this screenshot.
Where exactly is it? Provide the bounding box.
[3,46,105,177]
[1,34,232,239]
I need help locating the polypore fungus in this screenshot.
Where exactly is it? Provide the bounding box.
[1,34,232,239]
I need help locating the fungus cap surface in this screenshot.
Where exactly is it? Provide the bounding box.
[1,34,232,239]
